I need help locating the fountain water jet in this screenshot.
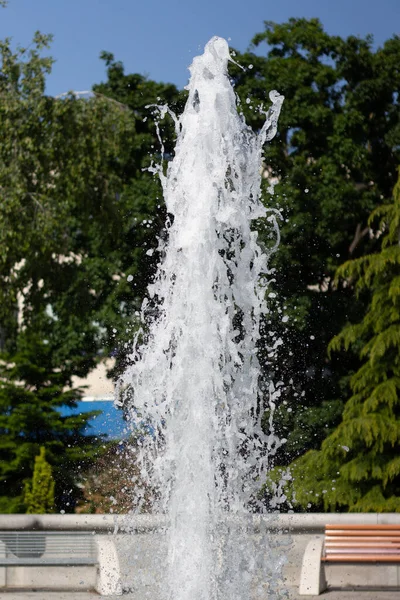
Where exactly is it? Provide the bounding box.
[119,36,285,600]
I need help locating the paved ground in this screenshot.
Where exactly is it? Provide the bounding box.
[288,589,400,600]
[1,589,400,599]
[0,594,101,600]
[0,594,102,600]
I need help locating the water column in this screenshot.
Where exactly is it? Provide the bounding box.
[120,37,284,600]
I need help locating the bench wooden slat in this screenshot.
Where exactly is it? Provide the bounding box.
[326,524,400,530]
[326,534,400,540]
[326,548,400,556]
[322,554,400,562]
[326,530,400,535]
[326,543,400,548]
[327,539,400,544]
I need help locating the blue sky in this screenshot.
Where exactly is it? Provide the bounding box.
[0,0,399,96]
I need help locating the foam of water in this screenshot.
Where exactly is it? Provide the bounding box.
[119,36,285,600]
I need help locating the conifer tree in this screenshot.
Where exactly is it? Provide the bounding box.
[24,447,55,514]
[288,168,400,511]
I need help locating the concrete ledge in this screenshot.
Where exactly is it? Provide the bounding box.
[0,514,167,533]
[1,513,400,534]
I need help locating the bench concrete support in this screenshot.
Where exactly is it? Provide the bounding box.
[299,537,326,596]
[0,541,5,588]
[95,536,122,596]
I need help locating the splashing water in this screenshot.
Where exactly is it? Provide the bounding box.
[119,37,285,600]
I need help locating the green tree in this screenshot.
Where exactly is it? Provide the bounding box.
[24,447,55,514]
[91,52,183,378]
[0,316,101,513]
[286,168,400,512]
[84,21,400,460]
[229,19,400,464]
[0,31,181,511]
[0,32,128,511]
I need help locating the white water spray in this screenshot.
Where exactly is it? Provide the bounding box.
[119,37,285,600]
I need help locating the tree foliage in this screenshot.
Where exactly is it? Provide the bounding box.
[2,17,400,513]
[24,447,55,514]
[0,318,101,513]
[0,31,181,512]
[0,32,127,511]
[91,53,183,377]
[230,18,400,464]
[286,169,400,511]
[85,21,400,507]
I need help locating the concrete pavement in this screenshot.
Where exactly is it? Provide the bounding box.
[0,593,102,600]
[288,589,400,600]
[0,594,101,600]
[1,589,400,599]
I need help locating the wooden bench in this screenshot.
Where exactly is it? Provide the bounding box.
[323,524,400,563]
[299,524,400,595]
